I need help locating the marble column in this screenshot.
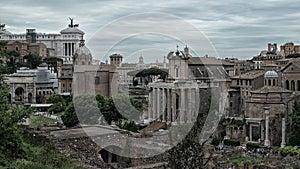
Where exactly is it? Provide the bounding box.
[156,88,161,121]
[195,88,199,117]
[148,88,153,121]
[281,117,286,148]
[171,91,176,122]
[187,88,192,123]
[264,107,270,147]
[152,88,157,121]
[180,88,186,123]
[167,89,172,122]
[162,88,166,122]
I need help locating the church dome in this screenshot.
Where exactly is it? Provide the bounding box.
[264,70,278,78]
[73,45,92,65]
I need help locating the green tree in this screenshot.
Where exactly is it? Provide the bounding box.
[43,57,63,74]
[116,119,139,132]
[46,94,66,114]
[61,102,79,127]
[23,54,42,69]
[73,95,100,124]
[0,75,32,157]
[289,101,300,145]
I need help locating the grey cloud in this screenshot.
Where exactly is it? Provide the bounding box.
[1,0,300,62]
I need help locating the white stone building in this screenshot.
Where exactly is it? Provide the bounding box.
[0,18,85,64]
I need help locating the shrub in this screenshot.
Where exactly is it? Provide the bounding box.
[246,142,261,149]
[224,139,240,146]
[211,138,223,146]
[280,146,300,157]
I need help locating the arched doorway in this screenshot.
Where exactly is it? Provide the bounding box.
[15,87,25,102]
[286,80,290,90]
[28,93,33,103]
[99,145,122,164]
[291,80,295,91]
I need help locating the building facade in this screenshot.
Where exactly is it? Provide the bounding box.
[0,18,85,63]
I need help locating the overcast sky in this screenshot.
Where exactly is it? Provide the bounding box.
[1,0,299,63]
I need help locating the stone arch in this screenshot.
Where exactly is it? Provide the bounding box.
[99,145,122,164]
[15,87,25,102]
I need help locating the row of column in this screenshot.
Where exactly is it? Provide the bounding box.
[148,87,199,124]
[64,43,75,56]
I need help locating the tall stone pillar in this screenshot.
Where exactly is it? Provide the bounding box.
[281,117,286,148]
[156,88,161,121]
[187,88,192,123]
[264,107,270,147]
[162,88,166,122]
[167,89,171,122]
[195,88,199,118]
[171,90,176,122]
[148,88,153,121]
[180,88,186,123]
[152,88,157,121]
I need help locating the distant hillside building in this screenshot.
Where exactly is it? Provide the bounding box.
[5,40,47,57]
[280,42,300,57]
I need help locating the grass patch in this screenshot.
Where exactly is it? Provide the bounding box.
[228,157,266,166]
[29,116,58,129]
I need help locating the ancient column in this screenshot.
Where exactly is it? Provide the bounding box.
[156,88,161,121]
[167,89,172,122]
[162,88,166,122]
[152,88,157,121]
[281,117,286,148]
[171,90,176,122]
[195,88,199,118]
[187,88,192,123]
[264,107,270,147]
[180,88,186,123]
[148,88,153,121]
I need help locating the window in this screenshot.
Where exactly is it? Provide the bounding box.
[15,46,19,51]
[95,76,100,84]
[175,67,179,78]
[63,83,65,87]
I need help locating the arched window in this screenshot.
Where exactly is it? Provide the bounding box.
[95,76,100,84]
[291,80,295,91]
[297,80,300,91]
[286,80,290,90]
[268,79,271,86]
[273,79,276,86]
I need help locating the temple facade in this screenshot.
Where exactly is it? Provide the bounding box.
[147,46,228,124]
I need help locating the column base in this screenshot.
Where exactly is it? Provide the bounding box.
[281,142,286,148]
[264,140,270,147]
